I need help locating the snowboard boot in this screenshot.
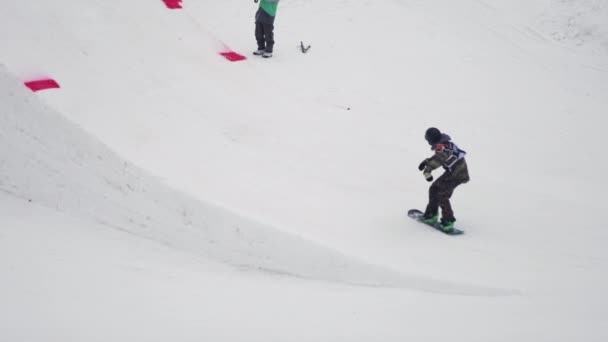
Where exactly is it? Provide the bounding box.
[262,51,273,58]
[422,214,438,225]
[440,218,455,232]
[253,49,265,56]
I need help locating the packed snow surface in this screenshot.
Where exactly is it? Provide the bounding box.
[1,0,607,341]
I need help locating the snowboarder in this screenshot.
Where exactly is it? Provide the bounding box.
[418,127,470,232]
[253,0,280,58]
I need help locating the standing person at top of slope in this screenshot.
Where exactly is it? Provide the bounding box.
[418,127,470,232]
[253,0,279,58]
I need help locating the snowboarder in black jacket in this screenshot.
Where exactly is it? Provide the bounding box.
[419,127,470,232]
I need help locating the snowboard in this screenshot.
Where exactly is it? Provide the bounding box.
[407,209,464,235]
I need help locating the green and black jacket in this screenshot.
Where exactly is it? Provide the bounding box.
[256,0,280,24]
[423,134,470,183]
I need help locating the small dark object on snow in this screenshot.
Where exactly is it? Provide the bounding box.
[300,41,311,53]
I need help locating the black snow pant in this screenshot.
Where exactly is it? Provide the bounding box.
[255,22,274,53]
[424,160,469,223]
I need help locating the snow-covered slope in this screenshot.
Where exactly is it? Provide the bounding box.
[1,0,607,340]
[2,63,502,292]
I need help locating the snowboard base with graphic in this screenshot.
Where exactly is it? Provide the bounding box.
[407,209,464,235]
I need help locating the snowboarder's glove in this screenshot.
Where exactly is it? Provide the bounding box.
[254,0,258,3]
[423,172,433,182]
[418,160,428,171]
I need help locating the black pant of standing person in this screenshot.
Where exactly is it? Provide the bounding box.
[253,0,279,58]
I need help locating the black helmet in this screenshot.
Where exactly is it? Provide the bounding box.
[425,127,442,145]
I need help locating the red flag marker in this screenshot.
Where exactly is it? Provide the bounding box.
[220,51,246,62]
[24,79,60,92]
[162,0,182,9]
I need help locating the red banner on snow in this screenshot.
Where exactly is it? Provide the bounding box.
[220,51,246,62]
[162,0,183,9]
[24,79,60,92]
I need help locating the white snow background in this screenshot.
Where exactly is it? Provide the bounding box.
[1,0,607,341]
